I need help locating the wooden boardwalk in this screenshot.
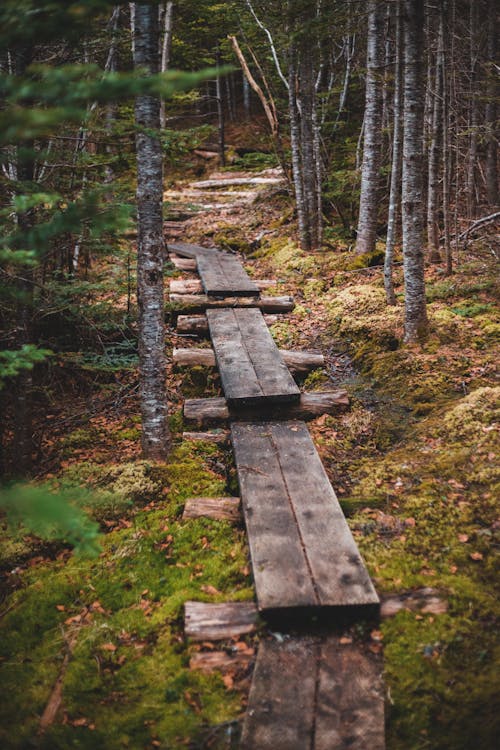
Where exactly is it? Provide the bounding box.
[207,308,300,407]
[231,421,379,619]
[169,240,383,747]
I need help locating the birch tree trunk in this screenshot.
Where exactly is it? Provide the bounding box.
[288,43,309,250]
[355,0,385,256]
[402,0,428,342]
[159,1,174,129]
[298,52,318,250]
[384,0,403,305]
[466,0,478,219]
[426,11,443,262]
[132,3,170,460]
[485,0,498,207]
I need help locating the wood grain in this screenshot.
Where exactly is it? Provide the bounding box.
[184,601,258,641]
[182,496,241,522]
[207,308,300,406]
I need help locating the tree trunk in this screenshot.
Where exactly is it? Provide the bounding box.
[485,0,498,207]
[215,44,226,167]
[384,0,403,305]
[132,3,170,460]
[441,5,452,275]
[402,0,428,343]
[288,43,309,250]
[298,52,318,250]
[355,0,385,256]
[159,1,174,129]
[466,0,478,219]
[426,9,443,262]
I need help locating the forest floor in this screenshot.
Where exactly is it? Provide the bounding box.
[1,125,499,749]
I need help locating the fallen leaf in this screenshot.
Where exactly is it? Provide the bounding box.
[470,551,483,561]
[200,585,220,596]
[458,533,469,543]
[56,604,66,612]
[100,643,117,652]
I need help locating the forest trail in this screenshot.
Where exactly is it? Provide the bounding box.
[166,195,384,747]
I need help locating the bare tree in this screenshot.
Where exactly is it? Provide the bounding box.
[384,0,403,305]
[132,3,170,460]
[355,0,385,256]
[485,0,498,207]
[402,0,428,342]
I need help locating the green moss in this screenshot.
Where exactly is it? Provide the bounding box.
[0,440,251,749]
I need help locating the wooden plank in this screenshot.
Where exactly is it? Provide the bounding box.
[182,430,230,445]
[315,638,385,750]
[168,254,197,271]
[170,278,276,294]
[197,252,260,297]
[176,313,279,336]
[182,496,241,522]
[169,293,294,313]
[207,308,300,406]
[167,241,216,258]
[270,422,379,609]
[231,423,317,610]
[183,390,349,425]
[240,638,318,750]
[184,601,258,641]
[231,422,379,618]
[189,650,254,674]
[241,637,385,750]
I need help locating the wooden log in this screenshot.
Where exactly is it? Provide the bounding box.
[176,313,279,335]
[182,430,230,444]
[173,347,324,374]
[184,601,259,641]
[169,294,294,314]
[183,391,349,425]
[168,254,197,271]
[190,176,284,189]
[183,496,241,522]
[170,278,277,294]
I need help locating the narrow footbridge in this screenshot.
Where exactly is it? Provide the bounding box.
[169,241,384,749]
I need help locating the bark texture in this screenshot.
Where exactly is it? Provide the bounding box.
[355,0,385,256]
[385,0,403,305]
[485,0,498,207]
[402,0,428,342]
[133,3,170,459]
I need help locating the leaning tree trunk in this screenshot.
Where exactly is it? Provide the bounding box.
[384,0,403,305]
[402,0,428,342]
[355,0,385,256]
[132,3,170,460]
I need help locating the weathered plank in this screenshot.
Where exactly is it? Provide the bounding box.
[207,308,300,406]
[182,496,241,522]
[189,650,254,674]
[240,639,318,750]
[167,241,216,258]
[183,390,349,425]
[170,278,276,294]
[176,313,279,335]
[169,293,294,313]
[197,252,260,297]
[241,637,385,750]
[184,601,259,641]
[315,638,385,750]
[173,346,324,374]
[231,422,379,618]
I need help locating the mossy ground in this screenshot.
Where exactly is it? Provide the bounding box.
[1,155,499,748]
[254,236,500,749]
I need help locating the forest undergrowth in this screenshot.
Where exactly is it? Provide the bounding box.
[1,128,499,749]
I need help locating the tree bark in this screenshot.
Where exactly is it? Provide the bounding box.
[133,3,170,460]
[402,0,428,342]
[384,0,403,305]
[466,0,478,219]
[355,0,385,256]
[485,0,498,207]
[288,42,309,250]
[426,7,443,262]
[159,1,174,129]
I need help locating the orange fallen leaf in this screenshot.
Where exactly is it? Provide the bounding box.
[100,643,117,652]
[470,551,483,561]
[458,534,469,543]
